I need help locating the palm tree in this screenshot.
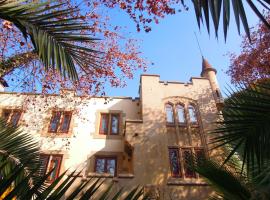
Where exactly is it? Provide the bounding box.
[0,0,102,80]
[191,0,270,40]
[0,119,147,199]
[195,80,270,199]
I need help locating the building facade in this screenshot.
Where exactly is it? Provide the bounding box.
[0,59,222,199]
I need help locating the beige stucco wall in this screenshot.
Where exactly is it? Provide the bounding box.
[0,74,220,199]
[120,75,219,199]
[0,91,140,171]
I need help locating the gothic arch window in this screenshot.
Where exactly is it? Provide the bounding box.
[176,104,186,124]
[165,103,174,124]
[188,104,198,124]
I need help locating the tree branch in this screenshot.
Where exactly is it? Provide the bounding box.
[0,51,38,78]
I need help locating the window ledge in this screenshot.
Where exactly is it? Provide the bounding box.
[190,124,199,128]
[92,134,123,140]
[87,173,114,178]
[167,178,208,186]
[166,123,175,127]
[41,133,72,138]
[125,119,143,124]
[87,173,134,179]
[118,173,134,179]
[178,124,187,127]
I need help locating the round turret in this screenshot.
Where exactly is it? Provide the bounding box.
[200,57,223,107]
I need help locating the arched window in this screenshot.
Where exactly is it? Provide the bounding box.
[176,104,185,124]
[165,104,174,124]
[188,105,198,123]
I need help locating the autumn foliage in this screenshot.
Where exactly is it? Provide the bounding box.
[100,0,188,32]
[0,1,148,95]
[227,14,270,85]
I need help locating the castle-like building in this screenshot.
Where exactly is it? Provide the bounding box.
[0,58,222,199]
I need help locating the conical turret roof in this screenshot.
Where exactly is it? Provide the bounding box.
[201,57,217,77]
[0,78,8,87]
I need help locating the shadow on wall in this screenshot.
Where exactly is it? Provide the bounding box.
[85,86,218,199]
[12,85,220,199]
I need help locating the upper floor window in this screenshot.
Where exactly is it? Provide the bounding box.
[176,104,186,124]
[40,154,63,182]
[48,111,72,133]
[165,102,200,126]
[94,156,117,176]
[188,105,198,124]
[165,104,174,124]
[99,113,120,135]
[2,109,22,126]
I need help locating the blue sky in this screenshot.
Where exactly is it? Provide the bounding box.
[105,3,259,98]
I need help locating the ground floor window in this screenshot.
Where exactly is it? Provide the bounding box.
[94,156,117,176]
[40,154,63,182]
[168,147,204,179]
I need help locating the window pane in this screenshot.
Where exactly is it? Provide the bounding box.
[49,112,61,132]
[188,105,198,123]
[10,110,22,126]
[95,158,105,173]
[168,148,181,177]
[176,105,185,123]
[182,149,196,178]
[99,114,109,134]
[2,110,11,122]
[111,115,119,135]
[59,112,71,133]
[106,159,116,176]
[165,104,174,123]
[48,155,62,181]
[39,154,50,176]
[195,149,205,166]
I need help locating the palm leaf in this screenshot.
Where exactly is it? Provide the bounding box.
[210,81,270,174]
[0,118,40,187]
[191,0,270,40]
[0,158,147,200]
[0,0,102,80]
[195,159,251,200]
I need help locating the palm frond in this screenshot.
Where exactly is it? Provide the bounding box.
[195,159,251,200]
[0,118,40,186]
[0,119,145,200]
[251,166,270,198]
[211,81,270,174]
[0,0,102,80]
[192,0,270,41]
[0,156,146,200]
